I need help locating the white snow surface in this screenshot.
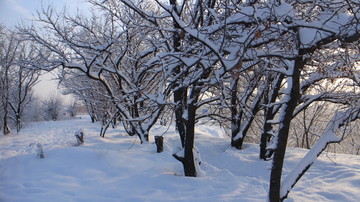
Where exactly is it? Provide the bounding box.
[1,116,360,202]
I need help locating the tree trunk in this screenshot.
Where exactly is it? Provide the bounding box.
[174,103,197,177]
[260,74,283,160]
[16,113,21,133]
[171,0,186,148]
[3,114,10,135]
[269,57,302,202]
[3,102,10,135]
[231,72,263,150]
[230,78,242,149]
[234,86,264,150]
[231,137,244,150]
[174,87,187,147]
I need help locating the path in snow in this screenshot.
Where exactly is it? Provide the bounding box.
[0,116,98,159]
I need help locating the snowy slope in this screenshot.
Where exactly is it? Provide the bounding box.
[1,116,359,202]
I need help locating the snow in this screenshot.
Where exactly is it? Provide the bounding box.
[1,116,360,201]
[280,109,346,198]
[299,28,319,46]
[274,2,294,18]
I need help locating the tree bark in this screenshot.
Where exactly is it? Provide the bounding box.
[231,137,244,150]
[260,74,283,160]
[174,87,187,148]
[170,0,187,148]
[3,110,10,135]
[174,103,197,177]
[269,57,302,202]
[230,77,242,149]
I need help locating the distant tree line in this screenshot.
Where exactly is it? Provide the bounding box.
[5,0,360,201]
[0,27,83,132]
[0,25,41,134]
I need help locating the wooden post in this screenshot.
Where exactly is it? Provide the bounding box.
[155,136,164,153]
[75,130,85,145]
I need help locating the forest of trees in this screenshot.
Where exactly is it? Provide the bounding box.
[1,0,359,201]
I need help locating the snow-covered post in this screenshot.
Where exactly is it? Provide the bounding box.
[280,107,360,200]
[29,143,45,159]
[75,130,85,145]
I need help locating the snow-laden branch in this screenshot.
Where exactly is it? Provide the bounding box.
[280,106,360,200]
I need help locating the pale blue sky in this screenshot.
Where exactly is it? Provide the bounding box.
[0,0,90,102]
[0,0,89,28]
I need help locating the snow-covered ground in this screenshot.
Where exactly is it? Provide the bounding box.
[1,116,359,202]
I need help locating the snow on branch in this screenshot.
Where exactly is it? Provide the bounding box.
[280,106,360,200]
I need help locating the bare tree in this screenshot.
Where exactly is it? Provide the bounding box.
[253,1,360,200]
[227,65,266,149]
[115,0,274,176]
[42,92,63,121]
[0,25,42,133]
[20,2,167,142]
[8,43,40,132]
[17,2,360,200]
[0,27,19,135]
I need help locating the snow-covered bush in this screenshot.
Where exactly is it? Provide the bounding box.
[28,142,44,159]
[42,93,63,121]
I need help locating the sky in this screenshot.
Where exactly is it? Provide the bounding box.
[0,0,90,102]
[0,0,89,28]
